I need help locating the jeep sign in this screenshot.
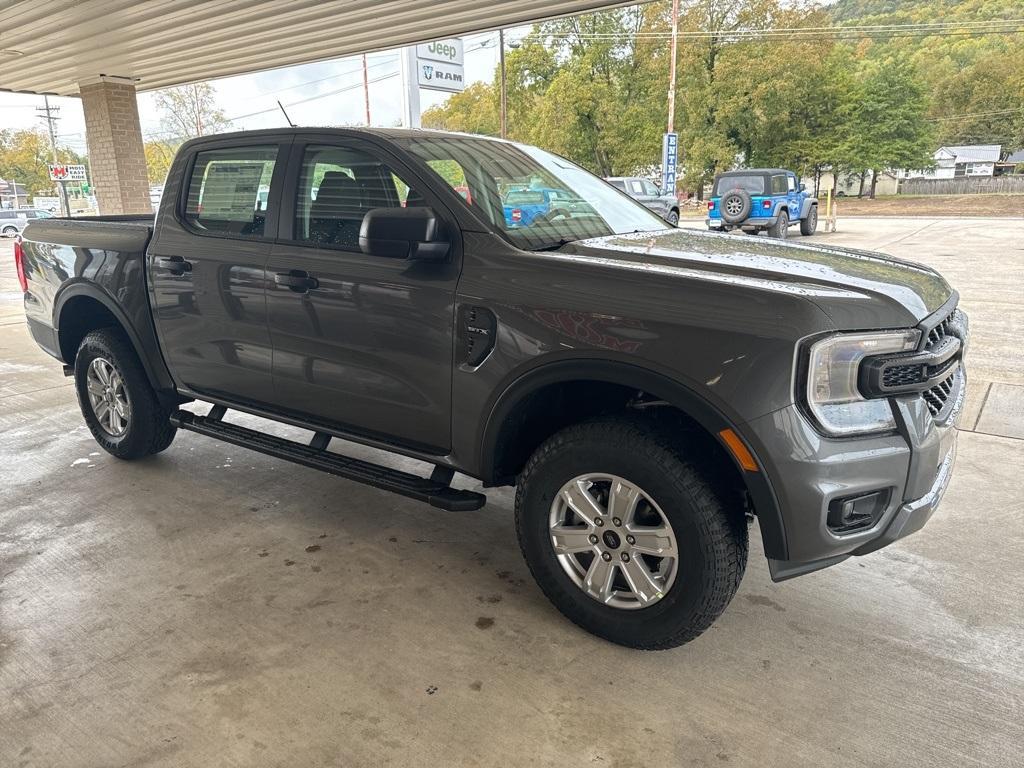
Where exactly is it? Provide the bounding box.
[416,38,464,66]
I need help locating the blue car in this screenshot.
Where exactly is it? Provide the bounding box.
[707,169,817,239]
[502,187,591,228]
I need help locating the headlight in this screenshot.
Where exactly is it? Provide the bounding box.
[806,330,920,436]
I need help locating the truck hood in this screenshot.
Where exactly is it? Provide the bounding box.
[563,228,952,328]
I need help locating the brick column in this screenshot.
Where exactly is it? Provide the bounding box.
[80,79,150,215]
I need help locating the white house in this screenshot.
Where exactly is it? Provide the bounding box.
[904,145,1001,179]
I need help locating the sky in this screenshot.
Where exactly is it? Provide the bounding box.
[0,27,528,155]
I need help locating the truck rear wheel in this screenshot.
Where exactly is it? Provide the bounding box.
[515,417,747,650]
[74,328,176,460]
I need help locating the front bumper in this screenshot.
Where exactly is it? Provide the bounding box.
[747,374,963,582]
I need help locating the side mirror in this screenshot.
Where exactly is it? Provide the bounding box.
[799,183,807,192]
[359,206,450,261]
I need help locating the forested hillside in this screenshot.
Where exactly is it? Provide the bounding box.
[423,0,1024,193]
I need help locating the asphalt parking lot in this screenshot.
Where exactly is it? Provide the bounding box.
[2,217,1022,767]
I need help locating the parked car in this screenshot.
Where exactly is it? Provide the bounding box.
[16,128,966,650]
[502,187,590,227]
[707,169,817,238]
[1,208,55,236]
[606,176,680,225]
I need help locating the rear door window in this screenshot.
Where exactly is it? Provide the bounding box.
[771,175,788,195]
[628,180,646,196]
[184,146,279,237]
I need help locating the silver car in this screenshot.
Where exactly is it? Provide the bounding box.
[0,208,55,237]
[606,176,679,225]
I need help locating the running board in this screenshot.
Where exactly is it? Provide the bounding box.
[170,409,486,512]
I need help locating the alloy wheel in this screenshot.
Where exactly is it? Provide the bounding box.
[86,357,130,437]
[548,474,679,610]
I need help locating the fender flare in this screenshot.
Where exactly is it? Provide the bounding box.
[478,358,788,559]
[53,281,175,393]
[800,198,818,219]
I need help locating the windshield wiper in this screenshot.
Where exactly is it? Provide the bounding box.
[530,237,576,252]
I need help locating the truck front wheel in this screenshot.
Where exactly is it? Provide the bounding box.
[74,328,177,460]
[515,417,747,649]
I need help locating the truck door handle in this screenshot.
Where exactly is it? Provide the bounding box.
[155,256,192,274]
[274,271,319,292]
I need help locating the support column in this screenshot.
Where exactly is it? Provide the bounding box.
[79,79,150,215]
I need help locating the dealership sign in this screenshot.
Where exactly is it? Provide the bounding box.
[415,37,465,93]
[48,163,87,182]
[661,133,678,192]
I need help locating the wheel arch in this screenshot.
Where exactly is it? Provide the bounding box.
[477,358,788,560]
[54,283,174,393]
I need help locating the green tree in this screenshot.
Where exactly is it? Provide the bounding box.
[845,57,934,197]
[0,128,83,196]
[143,140,178,185]
[153,82,230,141]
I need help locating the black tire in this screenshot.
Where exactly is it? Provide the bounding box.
[719,188,752,224]
[800,205,818,236]
[665,208,680,226]
[74,328,177,460]
[515,417,748,650]
[768,209,789,239]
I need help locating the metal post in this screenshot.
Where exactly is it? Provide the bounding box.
[38,95,71,217]
[499,29,508,139]
[362,54,372,126]
[399,46,422,129]
[666,0,679,135]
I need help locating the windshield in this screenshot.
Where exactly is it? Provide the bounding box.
[715,175,765,196]
[400,135,667,250]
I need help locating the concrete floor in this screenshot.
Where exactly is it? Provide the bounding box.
[1,218,1022,767]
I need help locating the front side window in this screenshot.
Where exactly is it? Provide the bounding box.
[294,144,419,249]
[184,146,278,237]
[400,136,666,251]
[787,175,796,192]
[35,210,53,218]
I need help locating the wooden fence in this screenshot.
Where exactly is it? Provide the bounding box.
[900,176,1024,195]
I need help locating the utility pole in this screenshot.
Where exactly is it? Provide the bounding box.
[362,53,372,126]
[499,29,508,139]
[666,0,680,135]
[36,95,71,217]
[660,0,681,198]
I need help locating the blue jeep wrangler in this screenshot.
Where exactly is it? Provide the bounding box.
[707,169,817,239]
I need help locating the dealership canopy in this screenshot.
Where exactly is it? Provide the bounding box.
[0,0,637,96]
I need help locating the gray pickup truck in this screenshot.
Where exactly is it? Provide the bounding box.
[16,128,967,650]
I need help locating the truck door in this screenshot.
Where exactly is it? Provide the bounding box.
[148,139,289,405]
[264,137,458,452]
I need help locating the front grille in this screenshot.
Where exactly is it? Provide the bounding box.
[923,367,958,418]
[920,306,967,422]
[883,364,924,388]
[926,308,963,351]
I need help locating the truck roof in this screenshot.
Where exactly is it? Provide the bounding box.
[177,126,513,150]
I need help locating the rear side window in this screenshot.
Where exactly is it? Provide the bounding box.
[771,175,787,195]
[715,175,765,196]
[0,211,13,219]
[184,146,278,237]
